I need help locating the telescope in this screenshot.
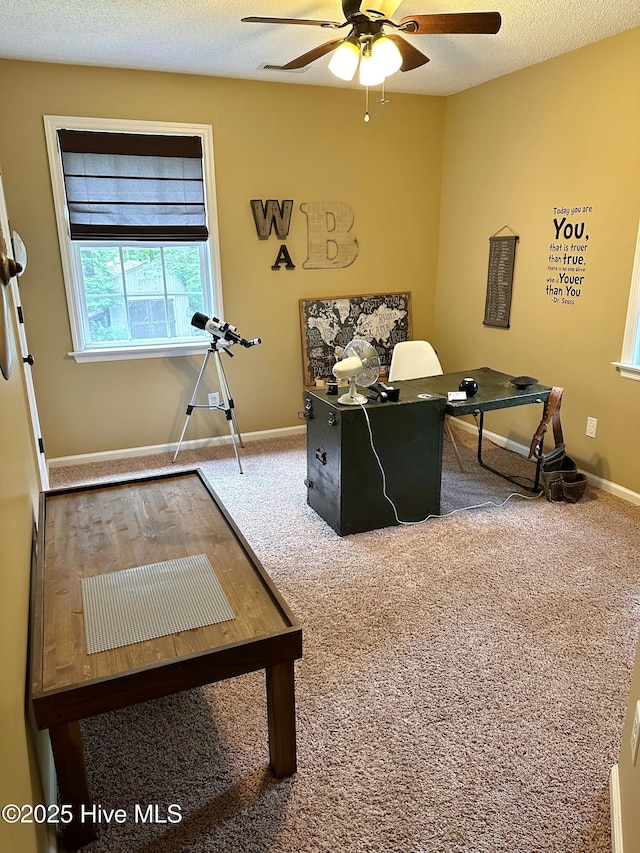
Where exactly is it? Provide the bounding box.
[174,311,262,470]
[191,312,261,351]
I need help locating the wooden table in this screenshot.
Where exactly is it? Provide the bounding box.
[29,469,302,849]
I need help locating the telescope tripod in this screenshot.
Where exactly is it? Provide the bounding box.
[173,341,244,473]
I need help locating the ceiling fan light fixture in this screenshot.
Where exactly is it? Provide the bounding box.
[328,36,361,81]
[359,42,386,87]
[370,34,403,78]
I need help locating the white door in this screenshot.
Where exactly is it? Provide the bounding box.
[0,171,49,490]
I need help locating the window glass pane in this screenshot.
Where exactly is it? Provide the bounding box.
[123,247,164,294]
[164,245,207,314]
[80,247,124,296]
[129,298,170,339]
[86,295,128,344]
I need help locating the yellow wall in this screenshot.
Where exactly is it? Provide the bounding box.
[1,28,640,853]
[0,168,48,853]
[434,27,640,495]
[0,60,445,458]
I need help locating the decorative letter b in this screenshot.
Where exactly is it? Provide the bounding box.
[300,202,358,270]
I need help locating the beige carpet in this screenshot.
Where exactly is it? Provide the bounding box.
[49,428,640,852]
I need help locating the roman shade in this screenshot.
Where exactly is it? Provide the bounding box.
[57,130,208,242]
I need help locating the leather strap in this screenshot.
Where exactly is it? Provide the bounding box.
[528,386,564,460]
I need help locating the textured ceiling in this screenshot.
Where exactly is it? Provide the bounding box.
[0,0,639,96]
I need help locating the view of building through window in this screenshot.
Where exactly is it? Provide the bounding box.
[78,244,209,345]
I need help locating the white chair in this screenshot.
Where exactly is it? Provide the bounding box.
[388,340,464,472]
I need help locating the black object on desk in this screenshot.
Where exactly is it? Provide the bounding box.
[304,388,446,535]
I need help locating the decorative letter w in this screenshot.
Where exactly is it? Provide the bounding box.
[250,199,294,240]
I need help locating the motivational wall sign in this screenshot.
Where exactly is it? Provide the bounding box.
[546,204,593,306]
[250,199,359,271]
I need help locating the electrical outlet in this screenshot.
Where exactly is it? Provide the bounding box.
[586,416,598,438]
[208,392,220,408]
[631,700,640,765]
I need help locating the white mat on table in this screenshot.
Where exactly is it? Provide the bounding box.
[81,553,235,654]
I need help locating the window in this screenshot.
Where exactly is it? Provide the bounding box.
[78,244,201,345]
[44,117,223,362]
[615,219,640,381]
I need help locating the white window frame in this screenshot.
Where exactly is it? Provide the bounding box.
[613,218,640,381]
[44,115,224,363]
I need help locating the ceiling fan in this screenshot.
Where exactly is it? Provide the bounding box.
[242,1,502,85]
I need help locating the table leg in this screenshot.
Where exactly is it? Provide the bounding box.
[476,410,543,493]
[49,721,97,849]
[265,661,297,777]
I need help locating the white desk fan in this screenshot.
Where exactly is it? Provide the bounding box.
[332,339,381,405]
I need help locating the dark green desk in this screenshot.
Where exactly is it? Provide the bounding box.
[304,387,446,535]
[304,367,551,535]
[400,367,551,491]
[400,366,550,416]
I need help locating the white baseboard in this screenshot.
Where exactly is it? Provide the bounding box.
[610,764,624,853]
[48,425,306,469]
[48,419,640,506]
[452,419,640,507]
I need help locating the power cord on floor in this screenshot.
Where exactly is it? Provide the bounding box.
[357,400,542,526]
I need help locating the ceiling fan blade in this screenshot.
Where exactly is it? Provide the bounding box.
[385,34,430,72]
[342,0,363,18]
[365,0,403,17]
[241,16,342,28]
[399,12,502,35]
[269,38,346,71]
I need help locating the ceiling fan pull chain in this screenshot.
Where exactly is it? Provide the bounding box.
[378,78,390,105]
[364,86,370,122]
